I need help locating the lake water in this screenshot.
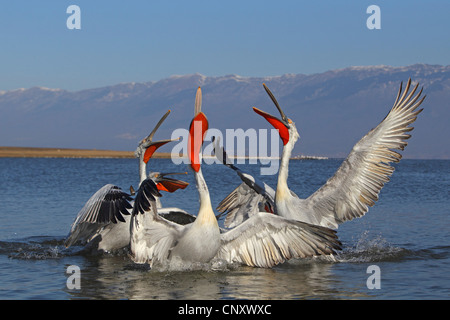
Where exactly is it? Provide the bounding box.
[0,157,448,300]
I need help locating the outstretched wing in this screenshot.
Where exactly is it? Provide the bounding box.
[301,79,425,228]
[216,212,341,268]
[65,184,133,247]
[130,178,184,265]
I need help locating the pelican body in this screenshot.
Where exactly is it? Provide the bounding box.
[218,80,425,229]
[64,110,192,252]
[129,88,341,268]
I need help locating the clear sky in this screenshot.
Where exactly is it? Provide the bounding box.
[0,0,449,91]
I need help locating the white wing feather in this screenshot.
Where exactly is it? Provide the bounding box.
[299,79,425,228]
[65,184,133,247]
[130,178,184,265]
[216,212,341,268]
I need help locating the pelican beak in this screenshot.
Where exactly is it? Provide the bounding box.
[136,109,178,163]
[155,172,189,193]
[142,138,177,163]
[195,87,202,116]
[253,83,291,145]
[188,112,208,172]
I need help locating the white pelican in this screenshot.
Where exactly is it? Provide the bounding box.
[64,110,193,251]
[217,80,425,229]
[129,88,341,268]
[133,110,194,222]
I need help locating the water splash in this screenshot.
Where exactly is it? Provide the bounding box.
[1,236,66,260]
[143,257,235,273]
[335,231,410,263]
[2,232,443,267]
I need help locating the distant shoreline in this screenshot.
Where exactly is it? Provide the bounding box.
[0,147,172,159]
[0,146,333,160]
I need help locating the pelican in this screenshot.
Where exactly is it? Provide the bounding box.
[64,110,193,252]
[129,87,341,268]
[217,80,425,229]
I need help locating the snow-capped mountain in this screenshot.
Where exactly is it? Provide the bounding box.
[1,64,448,159]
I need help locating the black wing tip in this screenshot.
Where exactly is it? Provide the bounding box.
[132,178,162,215]
[102,187,133,223]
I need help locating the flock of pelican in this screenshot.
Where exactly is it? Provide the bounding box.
[65,79,425,269]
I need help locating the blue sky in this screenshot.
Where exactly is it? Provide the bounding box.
[0,0,449,91]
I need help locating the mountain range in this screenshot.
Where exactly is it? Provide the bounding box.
[0,63,449,159]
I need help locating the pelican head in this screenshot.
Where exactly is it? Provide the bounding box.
[134,109,178,163]
[253,83,300,146]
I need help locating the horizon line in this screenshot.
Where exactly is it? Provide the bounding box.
[0,146,447,161]
[1,63,448,93]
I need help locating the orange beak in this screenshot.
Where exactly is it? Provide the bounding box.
[156,179,189,193]
[188,112,209,172]
[253,107,290,145]
[143,140,171,163]
[137,109,176,164]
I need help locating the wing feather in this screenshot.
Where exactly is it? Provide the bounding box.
[216,212,341,268]
[213,136,275,228]
[302,79,425,228]
[65,184,133,247]
[216,183,268,228]
[130,178,184,265]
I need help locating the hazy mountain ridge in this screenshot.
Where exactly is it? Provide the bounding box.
[1,64,449,158]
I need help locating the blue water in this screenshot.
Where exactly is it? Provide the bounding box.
[0,158,448,300]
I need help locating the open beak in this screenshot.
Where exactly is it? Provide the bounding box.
[253,83,291,145]
[137,109,178,163]
[188,112,208,172]
[187,87,208,172]
[154,172,189,193]
[143,139,175,163]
